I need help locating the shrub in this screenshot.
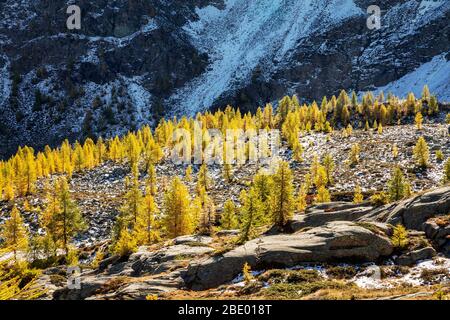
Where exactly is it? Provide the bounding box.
[370,192,390,206]
[436,150,444,162]
[391,225,408,249]
[242,262,253,284]
[326,266,358,280]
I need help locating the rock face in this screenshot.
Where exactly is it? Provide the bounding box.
[128,244,214,276]
[185,187,450,290]
[423,217,450,256]
[48,185,450,297]
[52,241,213,300]
[294,186,450,231]
[292,202,375,230]
[1,0,449,158]
[377,186,450,230]
[185,221,393,290]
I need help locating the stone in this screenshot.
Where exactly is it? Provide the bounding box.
[395,247,437,266]
[129,244,214,276]
[53,276,111,300]
[173,235,213,245]
[110,272,184,300]
[382,187,450,230]
[292,203,374,231]
[185,221,393,290]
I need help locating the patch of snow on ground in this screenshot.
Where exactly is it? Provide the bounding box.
[125,77,152,123]
[169,0,362,115]
[401,258,450,286]
[372,53,450,102]
[0,54,11,108]
[353,257,450,289]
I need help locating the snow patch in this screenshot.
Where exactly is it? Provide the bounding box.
[125,77,152,123]
[353,258,450,289]
[0,55,11,108]
[169,0,363,116]
[372,53,450,102]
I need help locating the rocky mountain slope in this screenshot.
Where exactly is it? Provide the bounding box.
[0,0,449,158]
[0,119,449,300]
[40,186,450,300]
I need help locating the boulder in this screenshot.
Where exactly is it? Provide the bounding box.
[291,202,374,231]
[395,247,437,266]
[185,221,393,290]
[129,244,214,276]
[423,220,450,241]
[173,235,213,245]
[423,220,441,239]
[53,275,111,300]
[109,272,184,300]
[381,187,450,230]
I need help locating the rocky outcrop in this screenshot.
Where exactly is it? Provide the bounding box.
[48,185,450,297]
[86,271,184,300]
[52,241,214,300]
[292,186,450,231]
[128,244,214,276]
[184,187,450,290]
[395,247,437,266]
[53,274,113,300]
[380,187,450,230]
[185,221,393,290]
[291,202,375,231]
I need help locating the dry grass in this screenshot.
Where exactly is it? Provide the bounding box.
[303,285,436,300]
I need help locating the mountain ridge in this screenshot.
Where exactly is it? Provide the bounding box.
[0,0,449,158]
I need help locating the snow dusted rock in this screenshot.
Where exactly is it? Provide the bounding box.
[1,0,449,157]
[185,221,393,290]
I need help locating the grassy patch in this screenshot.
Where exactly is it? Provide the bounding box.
[420,268,449,284]
[326,266,358,280]
[380,265,410,279]
[356,222,387,236]
[258,269,322,284]
[263,280,348,299]
[49,274,66,286]
[256,269,345,299]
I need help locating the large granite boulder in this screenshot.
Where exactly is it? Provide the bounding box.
[185,221,393,290]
